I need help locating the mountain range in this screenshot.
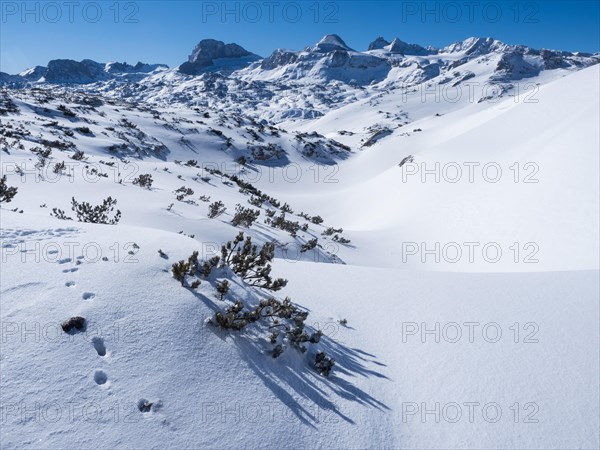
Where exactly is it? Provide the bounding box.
[3,34,597,86]
[2,34,597,124]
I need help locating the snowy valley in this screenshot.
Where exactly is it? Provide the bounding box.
[0,34,599,449]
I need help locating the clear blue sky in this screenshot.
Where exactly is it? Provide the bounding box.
[1,1,599,73]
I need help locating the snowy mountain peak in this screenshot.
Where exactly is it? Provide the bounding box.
[187,39,255,62]
[18,65,46,79]
[105,61,168,74]
[368,37,432,55]
[387,38,406,52]
[388,38,431,55]
[368,37,390,50]
[313,34,355,53]
[178,39,260,75]
[17,59,167,84]
[443,36,508,55]
[4,35,598,93]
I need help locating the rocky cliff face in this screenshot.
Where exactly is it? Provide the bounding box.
[178,39,260,75]
[16,59,167,84]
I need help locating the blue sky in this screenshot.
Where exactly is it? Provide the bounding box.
[1,1,599,73]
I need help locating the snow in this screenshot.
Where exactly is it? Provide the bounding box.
[276,262,599,449]
[3,209,597,449]
[313,34,355,53]
[277,65,599,271]
[0,35,598,449]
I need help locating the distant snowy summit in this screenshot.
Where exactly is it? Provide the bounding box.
[256,34,391,84]
[367,36,432,55]
[312,34,355,53]
[17,59,168,84]
[3,38,260,83]
[3,34,598,86]
[179,39,261,75]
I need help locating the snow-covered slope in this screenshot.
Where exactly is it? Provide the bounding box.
[1,210,598,449]
[276,64,600,271]
[1,35,598,449]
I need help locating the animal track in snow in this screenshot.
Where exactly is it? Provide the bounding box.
[92,337,107,356]
[94,370,108,385]
[0,227,79,246]
[138,399,162,413]
[138,399,153,412]
[65,281,76,287]
[57,258,72,265]
[82,292,95,300]
[62,267,78,273]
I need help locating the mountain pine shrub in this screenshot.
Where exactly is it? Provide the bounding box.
[208,200,226,218]
[220,232,287,291]
[231,204,260,227]
[70,196,121,224]
[133,174,153,189]
[0,175,18,203]
[216,279,230,300]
